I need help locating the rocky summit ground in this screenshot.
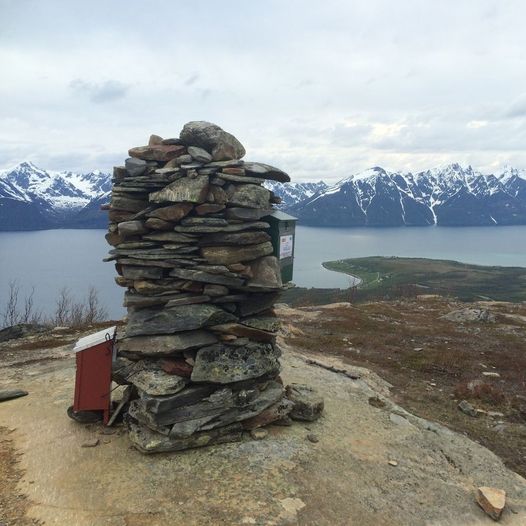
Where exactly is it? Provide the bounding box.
[1,297,526,525]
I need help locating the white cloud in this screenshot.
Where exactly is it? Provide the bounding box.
[1,0,526,181]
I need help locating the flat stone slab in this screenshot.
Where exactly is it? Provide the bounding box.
[117,331,218,357]
[126,304,237,337]
[201,242,274,265]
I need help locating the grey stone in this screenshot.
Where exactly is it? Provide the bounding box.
[121,266,163,280]
[128,361,187,396]
[226,184,271,209]
[203,284,229,297]
[458,399,478,417]
[238,292,281,316]
[285,384,324,422]
[0,389,29,402]
[180,121,245,161]
[242,162,291,183]
[127,420,243,454]
[250,429,268,440]
[169,267,244,288]
[241,316,281,333]
[165,295,211,307]
[117,331,218,357]
[246,256,283,289]
[441,308,496,323]
[174,221,270,234]
[161,137,185,145]
[118,221,149,238]
[224,208,271,221]
[126,304,237,337]
[191,342,281,383]
[181,217,228,227]
[214,173,265,184]
[161,381,284,434]
[0,323,47,343]
[125,157,148,177]
[142,232,197,243]
[111,196,148,213]
[307,433,319,443]
[188,146,213,163]
[201,242,274,265]
[149,175,209,204]
[199,231,271,246]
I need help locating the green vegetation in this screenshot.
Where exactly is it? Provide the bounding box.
[322,256,526,302]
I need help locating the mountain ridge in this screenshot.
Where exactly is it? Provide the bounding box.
[2,161,526,229]
[288,163,526,227]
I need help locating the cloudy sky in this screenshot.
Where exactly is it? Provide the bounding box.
[2,0,526,182]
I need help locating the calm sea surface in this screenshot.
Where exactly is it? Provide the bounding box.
[1,225,525,319]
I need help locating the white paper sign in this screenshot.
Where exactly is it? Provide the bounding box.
[279,235,293,259]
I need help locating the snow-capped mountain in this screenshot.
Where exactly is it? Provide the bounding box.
[0,162,111,230]
[288,164,526,227]
[264,180,328,208]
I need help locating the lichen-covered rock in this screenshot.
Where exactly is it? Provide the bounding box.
[285,383,324,422]
[191,342,281,383]
[149,175,209,204]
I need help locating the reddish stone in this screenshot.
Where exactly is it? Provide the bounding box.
[195,203,226,215]
[161,358,193,378]
[242,398,294,430]
[128,144,186,162]
[222,167,246,176]
[148,203,193,222]
[145,217,173,231]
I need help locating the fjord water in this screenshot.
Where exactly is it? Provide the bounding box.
[1,225,525,319]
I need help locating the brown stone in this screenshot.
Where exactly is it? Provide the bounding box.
[207,186,228,205]
[145,217,173,231]
[129,144,186,162]
[108,209,134,223]
[222,167,245,175]
[105,232,123,246]
[148,134,164,146]
[195,203,225,215]
[476,487,506,521]
[242,398,294,430]
[148,203,193,222]
[161,358,193,378]
[210,323,275,343]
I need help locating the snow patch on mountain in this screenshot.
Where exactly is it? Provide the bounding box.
[0,161,111,212]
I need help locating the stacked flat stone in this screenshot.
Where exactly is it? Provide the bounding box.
[106,121,300,453]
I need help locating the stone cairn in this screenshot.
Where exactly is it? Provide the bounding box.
[106,121,323,453]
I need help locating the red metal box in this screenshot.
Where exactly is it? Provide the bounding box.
[72,326,116,424]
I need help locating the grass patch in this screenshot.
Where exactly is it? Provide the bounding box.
[323,256,526,302]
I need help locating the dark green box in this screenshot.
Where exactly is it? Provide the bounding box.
[264,211,297,284]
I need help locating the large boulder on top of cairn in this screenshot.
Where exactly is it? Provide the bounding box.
[106,120,323,454]
[180,121,246,161]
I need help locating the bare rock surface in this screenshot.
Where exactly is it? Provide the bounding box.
[1,329,526,525]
